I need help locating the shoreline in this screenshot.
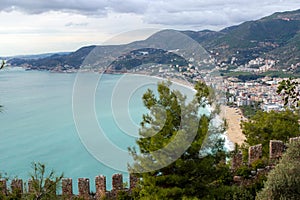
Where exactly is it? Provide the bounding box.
[123,72,196,91]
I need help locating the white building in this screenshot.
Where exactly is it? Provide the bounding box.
[263,104,281,112]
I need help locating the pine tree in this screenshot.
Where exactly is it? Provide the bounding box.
[129,81,228,199]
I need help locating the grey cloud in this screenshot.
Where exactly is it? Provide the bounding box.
[144,11,230,26]
[0,0,299,30]
[141,0,300,29]
[108,0,148,14]
[0,0,109,15]
[0,0,148,15]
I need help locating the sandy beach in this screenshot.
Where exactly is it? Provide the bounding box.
[169,77,247,146]
[220,105,246,145]
[167,77,247,146]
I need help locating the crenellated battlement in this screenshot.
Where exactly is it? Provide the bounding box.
[1,137,299,199]
[0,173,138,200]
[231,136,300,169]
[230,136,300,184]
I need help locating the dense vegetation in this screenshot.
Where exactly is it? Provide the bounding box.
[277,78,300,108]
[124,81,300,200]
[124,81,267,199]
[256,141,300,200]
[8,46,95,70]
[241,110,300,157]
[109,48,188,71]
[239,102,261,118]
[128,81,231,199]
[185,9,300,68]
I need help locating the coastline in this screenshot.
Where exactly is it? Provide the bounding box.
[220,105,246,146]
[121,72,196,91]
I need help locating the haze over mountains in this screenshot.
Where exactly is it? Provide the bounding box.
[6,9,300,72]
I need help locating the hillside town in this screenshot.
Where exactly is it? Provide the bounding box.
[205,74,286,112]
[123,54,300,113]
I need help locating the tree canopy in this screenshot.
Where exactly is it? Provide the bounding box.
[277,78,300,108]
[129,81,229,199]
[241,110,300,156]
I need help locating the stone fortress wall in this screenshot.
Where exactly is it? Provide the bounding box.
[231,136,300,183]
[0,173,137,200]
[232,136,300,169]
[1,136,299,199]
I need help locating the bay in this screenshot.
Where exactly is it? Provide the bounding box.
[0,69,197,193]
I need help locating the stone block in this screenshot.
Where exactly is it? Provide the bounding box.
[231,152,243,170]
[130,174,138,190]
[112,174,123,191]
[269,140,285,159]
[78,178,90,200]
[62,178,73,199]
[95,175,106,199]
[289,136,300,143]
[248,144,262,165]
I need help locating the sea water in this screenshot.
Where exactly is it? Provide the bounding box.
[0,69,200,193]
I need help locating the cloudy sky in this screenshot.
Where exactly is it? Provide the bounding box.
[0,0,299,56]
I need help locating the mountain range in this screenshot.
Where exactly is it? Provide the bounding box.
[6,9,300,73]
[184,9,300,67]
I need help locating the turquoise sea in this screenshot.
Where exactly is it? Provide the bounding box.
[0,68,197,192]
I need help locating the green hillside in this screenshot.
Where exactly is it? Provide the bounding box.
[183,9,300,68]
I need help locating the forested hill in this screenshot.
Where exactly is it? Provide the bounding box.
[183,9,300,68]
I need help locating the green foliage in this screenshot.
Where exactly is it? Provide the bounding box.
[250,158,267,171]
[220,71,253,77]
[182,196,199,200]
[236,165,252,179]
[241,110,300,157]
[116,190,133,200]
[277,78,300,108]
[129,81,229,199]
[236,74,263,82]
[0,163,63,200]
[256,141,300,200]
[239,102,261,119]
[25,162,63,200]
[110,48,188,70]
[207,185,255,200]
[260,71,297,78]
[185,10,300,67]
